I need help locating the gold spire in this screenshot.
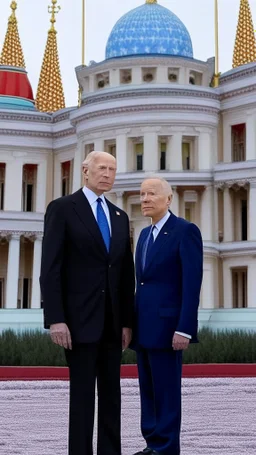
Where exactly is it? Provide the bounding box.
[0,1,26,68]
[145,0,157,3]
[36,0,65,113]
[232,0,256,68]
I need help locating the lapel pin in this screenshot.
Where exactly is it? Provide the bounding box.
[164,232,168,235]
[116,211,120,216]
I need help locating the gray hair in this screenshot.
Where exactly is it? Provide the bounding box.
[142,176,173,196]
[82,151,116,168]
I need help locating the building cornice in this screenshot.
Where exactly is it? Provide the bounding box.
[0,111,52,123]
[82,87,219,107]
[0,127,76,139]
[72,104,219,126]
[220,64,256,85]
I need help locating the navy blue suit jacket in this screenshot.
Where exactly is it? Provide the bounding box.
[134,213,203,349]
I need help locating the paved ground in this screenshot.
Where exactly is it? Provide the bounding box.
[0,378,256,455]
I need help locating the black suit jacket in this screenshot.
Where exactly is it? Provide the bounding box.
[40,189,135,344]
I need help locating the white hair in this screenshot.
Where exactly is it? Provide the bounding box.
[82,151,116,168]
[142,176,173,196]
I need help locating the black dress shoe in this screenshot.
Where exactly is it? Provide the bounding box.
[133,448,152,455]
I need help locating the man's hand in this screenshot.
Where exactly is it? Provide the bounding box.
[172,333,190,351]
[50,323,72,350]
[122,327,132,351]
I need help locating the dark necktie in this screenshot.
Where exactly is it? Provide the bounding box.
[142,226,155,270]
[96,198,111,252]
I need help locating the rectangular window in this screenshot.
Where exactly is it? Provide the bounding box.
[0,279,4,308]
[241,199,247,241]
[61,161,72,197]
[160,143,166,170]
[22,164,37,212]
[232,124,246,162]
[85,143,94,159]
[182,143,191,170]
[0,163,5,210]
[135,143,143,171]
[232,267,247,308]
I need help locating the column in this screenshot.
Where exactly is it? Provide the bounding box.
[54,156,62,198]
[89,75,95,92]
[110,68,119,87]
[171,186,179,216]
[72,142,84,192]
[94,138,105,151]
[222,263,233,308]
[168,133,182,171]
[36,162,47,212]
[6,233,21,309]
[157,67,168,83]
[201,266,215,309]
[248,180,256,240]
[198,130,212,170]
[116,192,124,210]
[213,186,219,242]
[247,261,256,308]
[223,186,233,242]
[31,234,43,309]
[132,67,142,84]
[4,161,23,211]
[116,134,127,173]
[200,186,214,241]
[223,120,232,162]
[246,114,256,160]
[143,132,158,171]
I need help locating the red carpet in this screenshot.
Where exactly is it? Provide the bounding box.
[0,364,256,380]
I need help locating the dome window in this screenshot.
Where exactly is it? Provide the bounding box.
[142,67,156,83]
[96,72,110,90]
[120,69,132,84]
[189,70,202,86]
[168,68,179,83]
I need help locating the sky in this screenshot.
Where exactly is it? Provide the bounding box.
[0,0,255,108]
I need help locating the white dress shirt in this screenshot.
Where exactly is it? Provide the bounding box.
[151,211,191,340]
[82,186,112,234]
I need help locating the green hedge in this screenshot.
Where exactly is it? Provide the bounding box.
[0,328,256,366]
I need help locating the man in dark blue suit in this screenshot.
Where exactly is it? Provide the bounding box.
[133,178,203,455]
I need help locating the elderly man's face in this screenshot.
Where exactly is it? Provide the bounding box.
[140,179,172,222]
[83,153,117,195]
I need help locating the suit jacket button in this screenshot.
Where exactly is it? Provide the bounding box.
[102,290,105,293]
[109,265,111,268]
[141,282,144,285]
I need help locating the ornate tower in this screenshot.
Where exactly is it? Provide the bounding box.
[0,1,35,110]
[36,0,65,113]
[232,0,256,68]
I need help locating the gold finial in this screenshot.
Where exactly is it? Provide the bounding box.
[36,0,65,113]
[48,0,61,31]
[232,0,256,68]
[145,0,157,3]
[0,1,26,68]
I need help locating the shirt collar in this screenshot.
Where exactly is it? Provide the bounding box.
[82,186,107,207]
[153,211,171,233]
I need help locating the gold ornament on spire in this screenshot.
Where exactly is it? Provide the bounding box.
[232,0,256,68]
[145,0,157,3]
[0,1,26,68]
[36,0,65,113]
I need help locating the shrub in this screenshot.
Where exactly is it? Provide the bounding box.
[0,328,256,366]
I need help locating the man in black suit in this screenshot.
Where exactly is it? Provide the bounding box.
[40,151,135,455]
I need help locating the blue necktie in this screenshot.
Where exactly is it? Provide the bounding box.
[96,198,111,252]
[142,226,155,270]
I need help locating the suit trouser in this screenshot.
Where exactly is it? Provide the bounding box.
[65,296,122,455]
[136,348,182,455]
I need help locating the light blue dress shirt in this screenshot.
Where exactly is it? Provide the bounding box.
[82,186,112,235]
[151,211,191,340]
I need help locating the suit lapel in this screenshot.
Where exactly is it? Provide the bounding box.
[143,213,178,272]
[71,189,108,256]
[107,200,122,260]
[136,228,150,278]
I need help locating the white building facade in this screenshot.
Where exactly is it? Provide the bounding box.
[0,1,256,332]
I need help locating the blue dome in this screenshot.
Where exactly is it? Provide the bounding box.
[105,2,193,60]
